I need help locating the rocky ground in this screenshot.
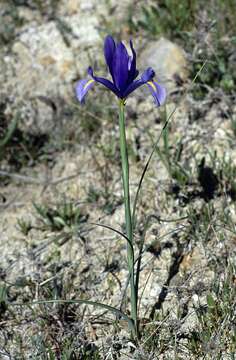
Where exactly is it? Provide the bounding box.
[0,0,236,359]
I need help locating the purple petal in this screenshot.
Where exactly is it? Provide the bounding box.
[141,67,155,82]
[128,40,138,82]
[146,81,166,106]
[123,67,155,97]
[88,67,120,97]
[123,79,144,98]
[75,78,95,103]
[104,35,116,78]
[112,42,129,92]
[123,71,166,106]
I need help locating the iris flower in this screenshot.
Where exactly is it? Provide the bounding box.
[76,35,166,106]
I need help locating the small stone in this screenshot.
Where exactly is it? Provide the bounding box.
[139,37,189,92]
[17,97,56,135]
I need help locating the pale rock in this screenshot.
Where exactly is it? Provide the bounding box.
[2,22,74,134]
[180,246,207,273]
[58,0,82,15]
[68,15,101,77]
[180,310,199,334]
[2,15,100,134]
[17,6,41,24]
[12,22,76,97]
[79,0,96,11]
[96,0,132,22]
[15,97,56,135]
[139,37,189,92]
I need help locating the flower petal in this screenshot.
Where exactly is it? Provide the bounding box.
[123,79,144,98]
[127,40,138,82]
[146,81,166,106]
[88,67,120,97]
[75,78,95,103]
[104,35,116,78]
[141,67,155,82]
[123,68,155,97]
[123,70,166,106]
[112,42,129,93]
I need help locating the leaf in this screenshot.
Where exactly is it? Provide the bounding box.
[0,113,18,149]
[90,222,134,257]
[12,298,135,334]
[207,294,216,308]
[131,61,207,230]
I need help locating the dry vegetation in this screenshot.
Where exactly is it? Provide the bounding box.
[0,0,236,359]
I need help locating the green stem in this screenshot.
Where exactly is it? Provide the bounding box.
[118,99,138,337]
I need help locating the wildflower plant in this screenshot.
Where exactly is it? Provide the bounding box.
[8,34,207,348]
[75,35,166,338]
[76,35,166,106]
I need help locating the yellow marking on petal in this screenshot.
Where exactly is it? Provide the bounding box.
[84,79,95,90]
[147,81,157,91]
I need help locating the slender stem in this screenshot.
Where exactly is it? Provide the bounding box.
[118,99,138,337]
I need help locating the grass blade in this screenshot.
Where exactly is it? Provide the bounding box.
[11,299,135,334]
[131,60,208,229]
[90,222,134,257]
[0,113,18,149]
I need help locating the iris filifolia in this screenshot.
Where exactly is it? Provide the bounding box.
[76,35,166,105]
[76,35,166,338]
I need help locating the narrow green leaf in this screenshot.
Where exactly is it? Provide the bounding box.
[11,299,135,333]
[90,222,134,258]
[132,61,207,230]
[207,294,216,308]
[0,113,18,149]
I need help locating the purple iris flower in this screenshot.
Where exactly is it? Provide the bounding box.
[76,35,166,106]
